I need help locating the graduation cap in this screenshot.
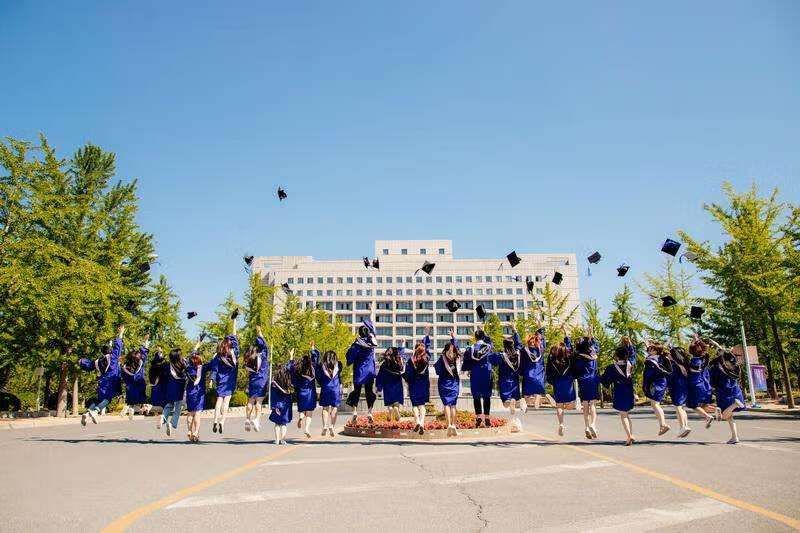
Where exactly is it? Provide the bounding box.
[476,305,487,320]
[138,263,151,273]
[281,282,291,293]
[526,280,534,293]
[415,261,435,275]
[363,257,370,269]
[552,272,563,285]
[587,251,602,264]
[125,300,136,312]
[277,187,287,201]
[230,308,240,320]
[187,311,198,320]
[690,306,705,319]
[661,296,677,307]
[680,251,698,263]
[616,264,630,277]
[243,255,254,267]
[506,251,521,268]
[514,275,521,282]
[445,299,461,313]
[199,332,207,342]
[372,258,380,269]
[661,238,681,257]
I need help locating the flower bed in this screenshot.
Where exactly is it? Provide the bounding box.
[343,411,509,439]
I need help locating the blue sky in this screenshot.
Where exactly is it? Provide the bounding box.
[2,2,799,335]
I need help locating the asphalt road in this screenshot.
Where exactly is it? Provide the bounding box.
[1,407,799,532]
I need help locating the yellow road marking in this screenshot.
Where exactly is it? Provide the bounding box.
[102,445,296,532]
[528,431,800,530]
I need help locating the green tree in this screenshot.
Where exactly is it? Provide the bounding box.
[679,183,798,407]
[482,313,504,347]
[536,282,579,347]
[638,259,694,344]
[147,275,189,352]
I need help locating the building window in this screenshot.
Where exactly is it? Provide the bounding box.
[386,276,393,283]
[336,290,343,296]
[336,302,352,310]
[375,315,393,323]
[396,314,412,323]
[437,314,454,323]
[346,290,352,296]
[356,301,371,310]
[366,277,372,283]
[376,289,383,296]
[357,277,363,283]
[366,289,372,296]
[307,277,313,283]
[466,288,473,295]
[416,313,433,323]
[376,327,393,336]
[457,314,473,323]
[516,300,525,309]
[347,277,353,283]
[446,276,452,283]
[456,289,463,295]
[475,276,482,282]
[476,289,483,295]
[338,315,354,323]
[396,326,413,336]
[383,249,389,255]
[386,289,392,296]
[327,277,333,283]
[306,290,312,296]
[317,277,323,283]
[416,289,422,295]
[316,302,332,311]
[317,290,323,296]
[497,300,514,309]
[420,248,426,255]
[377,301,393,310]
[461,300,474,309]
[535,275,543,282]
[456,326,473,335]
[401,249,407,255]
[487,289,493,295]
[326,290,333,296]
[288,277,294,284]
[516,288,523,295]
[466,276,472,283]
[405,276,412,283]
[397,301,412,310]
[477,300,493,310]
[417,301,433,310]
[356,314,370,323]
[337,277,343,283]
[416,276,422,283]
[439,248,445,255]
[297,278,304,284]
[376,277,383,283]
[455,276,462,283]
[436,289,443,295]
[436,276,442,283]
[436,326,452,335]
[426,289,433,295]
[416,327,428,335]
[356,290,362,296]
[396,277,402,285]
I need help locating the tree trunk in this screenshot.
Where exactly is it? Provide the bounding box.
[764,355,778,399]
[71,375,79,415]
[767,308,794,408]
[55,361,70,417]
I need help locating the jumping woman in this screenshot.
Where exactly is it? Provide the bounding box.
[148,349,167,417]
[461,329,494,428]
[80,325,124,426]
[488,331,524,431]
[185,337,206,442]
[289,346,318,438]
[668,346,693,437]
[119,335,150,420]
[376,345,406,422]
[269,363,294,445]
[434,330,461,437]
[546,338,575,436]
[160,347,188,437]
[210,313,239,435]
[600,339,637,445]
[520,328,552,410]
[643,341,674,436]
[709,345,746,444]
[573,335,601,440]
[346,319,378,424]
[316,349,343,437]
[687,336,716,428]
[403,332,432,434]
[244,326,269,433]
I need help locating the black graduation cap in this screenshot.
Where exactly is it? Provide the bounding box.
[514,275,521,282]
[662,238,681,257]
[372,258,380,269]
[587,252,602,264]
[476,305,487,320]
[363,257,370,268]
[690,306,705,319]
[138,263,151,273]
[125,300,136,312]
[230,308,240,320]
[277,187,287,201]
[661,296,677,307]
[281,282,290,292]
[445,299,461,313]
[506,251,521,268]
[243,255,254,267]
[416,261,435,275]
[552,272,563,285]
[187,311,198,320]
[616,264,630,277]
[526,280,534,293]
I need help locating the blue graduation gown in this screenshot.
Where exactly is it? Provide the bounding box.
[668,361,689,407]
[643,355,671,402]
[434,339,460,406]
[121,344,148,405]
[376,351,405,406]
[600,362,635,412]
[289,359,318,412]
[572,337,600,401]
[315,357,343,407]
[211,335,239,397]
[269,381,293,425]
[148,354,167,408]
[164,363,187,404]
[461,340,494,399]
[346,342,376,386]
[520,335,546,396]
[246,336,270,398]
[98,337,123,402]
[687,356,713,408]
[403,336,431,406]
[489,351,521,402]
[185,361,207,412]
[546,350,575,404]
[709,360,746,411]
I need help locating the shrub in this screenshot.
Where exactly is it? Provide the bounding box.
[0,391,21,412]
[230,390,248,407]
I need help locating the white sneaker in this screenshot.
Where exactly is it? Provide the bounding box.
[304,430,311,439]
[252,418,260,432]
[280,439,288,445]
[128,408,134,421]
[589,426,598,439]
[244,419,251,432]
[81,413,87,426]
[88,409,98,424]
[727,437,739,444]
[119,407,127,418]
[558,424,565,436]
[679,427,692,438]
[658,425,671,436]
[350,414,358,424]
[585,428,592,440]
[275,438,281,445]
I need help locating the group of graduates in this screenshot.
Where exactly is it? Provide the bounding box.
[78,316,746,446]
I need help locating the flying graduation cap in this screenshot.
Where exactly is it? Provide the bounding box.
[187,311,198,320]
[415,261,435,275]
[690,305,705,319]
[371,258,380,269]
[616,264,630,277]
[138,263,151,273]
[586,251,601,276]
[552,272,563,285]
[281,282,291,293]
[446,299,461,313]
[277,187,287,201]
[661,238,681,257]
[661,295,677,307]
[506,251,521,268]
[230,308,240,320]
[243,255,254,268]
[526,280,534,293]
[363,257,370,269]
[476,305,487,320]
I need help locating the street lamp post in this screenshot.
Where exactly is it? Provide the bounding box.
[739,317,759,407]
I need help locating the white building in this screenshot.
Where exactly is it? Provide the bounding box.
[252,240,580,351]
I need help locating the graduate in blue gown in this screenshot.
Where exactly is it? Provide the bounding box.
[643,342,674,436]
[376,346,406,422]
[520,328,552,410]
[687,337,716,427]
[119,335,150,420]
[487,332,524,430]
[269,364,294,445]
[346,319,378,423]
[668,346,693,438]
[403,333,432,434]
[709,348,746,444]
[79,325,124,426]
[210,314,239,435]
[159,347,188,437]
[289,347,318,438]
[185,337,207,442]
[546,338,575,436]
[461,329,494,428]
[573,336,601,440]
[434,331,461,437]
[600,339,637,445]
[244,326,269,434]
[316,349,343,437]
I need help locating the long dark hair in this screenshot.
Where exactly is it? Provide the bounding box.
[382,347,404,373]
[502,338,520,368]
[412,342,429,372]
[549,342,570,373]
[298,352,315,379]
[123,349,142,373]
[322,350,338,376]
[273,365,293,392]
[244,346,260,371]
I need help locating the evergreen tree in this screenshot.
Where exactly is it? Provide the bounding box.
[638,259,694,344]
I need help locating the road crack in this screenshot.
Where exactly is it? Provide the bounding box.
[457,484,489,531]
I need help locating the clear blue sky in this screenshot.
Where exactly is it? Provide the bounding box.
[2,2,799,335]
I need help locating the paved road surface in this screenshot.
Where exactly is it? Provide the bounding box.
[2,407,799,532]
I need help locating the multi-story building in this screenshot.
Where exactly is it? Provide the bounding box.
[252,240,580,351]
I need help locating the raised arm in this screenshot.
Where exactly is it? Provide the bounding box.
[140,335,150,365]
[310,344,320,366]
[111,325,125,365]
[512,329,523,351]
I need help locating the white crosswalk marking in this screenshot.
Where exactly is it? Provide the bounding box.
[167,460,614,509]
[532,498,736,532]
[738,442,800,455]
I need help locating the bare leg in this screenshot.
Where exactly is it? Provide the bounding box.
[303,411,312,437]
[213,396,223,424]
[726,415,739,443]
[582,400,591,433]
[274,423,281,444]
[556,406,565,435]
[330,407,338,431]
[220,395,232,425]
[321,407,330,435]
[620,412,633,443]
[651,400,669,434]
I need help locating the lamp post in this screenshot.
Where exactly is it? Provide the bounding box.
[739,317,759,407]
